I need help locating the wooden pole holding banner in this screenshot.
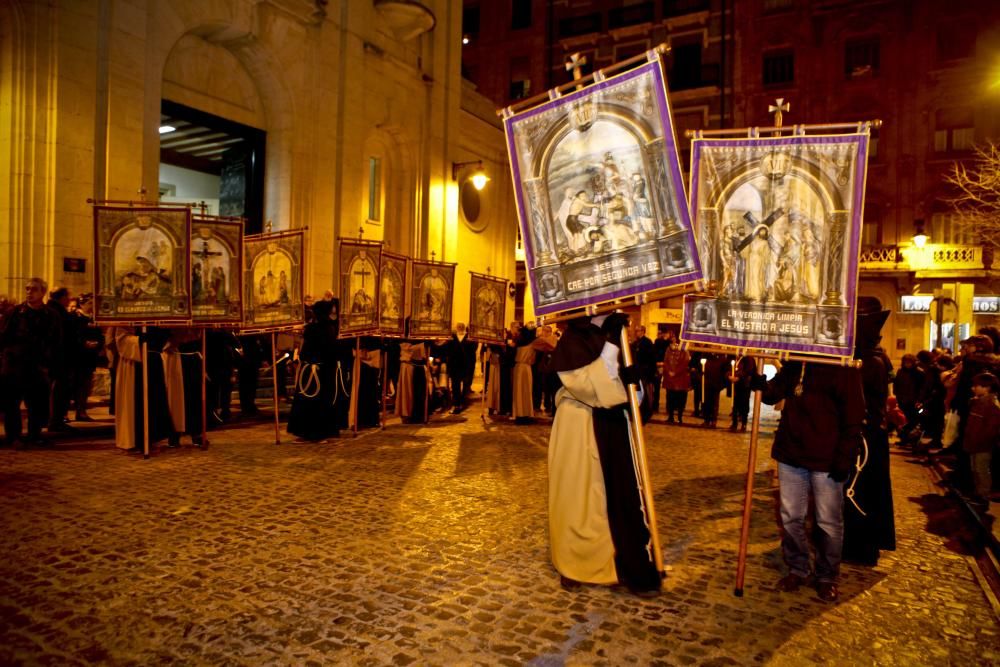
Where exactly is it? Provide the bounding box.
[379,336,387,430]
[349,336,361,436]
[141,326,150,460]
[618,323,665,576]
[271,331,280,445]
[200,330,208,449]
[734,357,765,597]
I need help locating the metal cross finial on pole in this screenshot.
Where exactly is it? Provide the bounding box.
[486,266,491,275]
[768,98,790,129]
[430,250,436,263]
[566,53,587,82]
[137,186,147,201]
[265,220,273,233]
[358,226,364,240]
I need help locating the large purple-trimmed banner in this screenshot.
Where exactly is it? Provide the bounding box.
[503,58,702,316]
[680,133,870,359]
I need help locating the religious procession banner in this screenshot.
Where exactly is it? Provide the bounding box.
[467,272,506,344]
[503,58,702,316]
[379,250,409,336]
[680,133,870,359]
[339,239,382,336]
[93,205,192,323]
[190,216,243,325]
[409,259,456,338]
[242,230,305,331]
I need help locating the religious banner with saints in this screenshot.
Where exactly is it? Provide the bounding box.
[242,229,305,331]
[680,133,870,359]
[409,259,456,338]
[338,239,382,336]
[467,272,506,344]
[93,205,192,323]
[190,216,243,325]
[379,250,409,337]
[503,56,702,316]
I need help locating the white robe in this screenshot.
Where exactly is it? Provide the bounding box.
[548,342,629,584]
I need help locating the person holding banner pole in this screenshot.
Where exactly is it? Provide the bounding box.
[754,360,864,603]
[547,313,661,598]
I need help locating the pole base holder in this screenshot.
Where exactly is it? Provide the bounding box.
[733,587,744,597]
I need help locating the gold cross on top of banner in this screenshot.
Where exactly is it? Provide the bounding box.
[358,226,365,240]
[430,250,436,263]
[769,98,790,129]
[566,53,587,81]
[265,220,273,233]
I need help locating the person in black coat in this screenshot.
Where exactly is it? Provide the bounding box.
[444,323,478,414]
[757,358,865,603]
[288,298,344,441]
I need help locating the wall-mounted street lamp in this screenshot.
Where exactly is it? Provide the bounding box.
[912,218,928,248]
[452,160,490,191]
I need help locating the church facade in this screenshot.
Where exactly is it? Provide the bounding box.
[0,0,517,323]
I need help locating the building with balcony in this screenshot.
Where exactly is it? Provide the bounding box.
[730,0,1000,358]
[462,1,1000,347]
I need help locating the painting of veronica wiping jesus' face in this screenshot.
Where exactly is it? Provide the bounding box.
[93,206,192,323]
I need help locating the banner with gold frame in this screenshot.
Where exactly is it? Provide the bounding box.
[93,205,192,324]
[242,230,305,331]
[339,239,382,337]
[467,272,506,344]
[503,57,702,317]
[681,133,870,359]
[190,216,243,326]
[409,259,456,338]
[379,250,409,337]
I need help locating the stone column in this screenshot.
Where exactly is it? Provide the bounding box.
[644,139,681,237]
[822,211,847,306]
[699,209,719,290]
[523,178,556,266]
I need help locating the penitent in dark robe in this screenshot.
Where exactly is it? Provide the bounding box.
[842,296,896,565]
[356,336,383,429]
[288,298,347,441]
[547,314,661,597]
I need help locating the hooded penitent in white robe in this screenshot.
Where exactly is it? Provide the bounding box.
[548,342,628,584]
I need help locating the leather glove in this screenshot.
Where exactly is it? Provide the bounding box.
[620,364,641,387]
[600,313,630,344]
[828,468,850,483]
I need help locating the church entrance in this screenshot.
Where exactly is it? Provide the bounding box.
[158,100,266,234]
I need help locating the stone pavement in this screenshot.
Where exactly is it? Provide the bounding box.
[1,404,998,666]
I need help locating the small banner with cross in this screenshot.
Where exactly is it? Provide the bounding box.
[338,238,383,337]
[501,49,703,317]
[680,100,873,361]
[467,270,507,344]
[409,256,456,339]
[242,228,306,331]
[190,215,244,326]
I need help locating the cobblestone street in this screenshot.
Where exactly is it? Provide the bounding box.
[1,403,998,666]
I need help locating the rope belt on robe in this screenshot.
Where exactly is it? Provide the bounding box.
[845,433,870,516]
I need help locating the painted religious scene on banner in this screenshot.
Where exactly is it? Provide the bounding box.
[504,58,702,316]
[379,251,408,336]
[243,230,305,330]
[467,273,506,343]
[93,206,192,323]
[681,134,870,358]
[409,260,455,338]
[190,217,243,325]
[339,240,382,336]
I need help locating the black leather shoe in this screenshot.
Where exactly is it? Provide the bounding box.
[815,581,839,602]
[776,573,809,592]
